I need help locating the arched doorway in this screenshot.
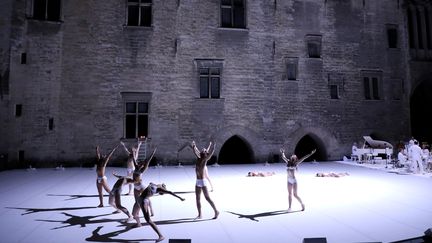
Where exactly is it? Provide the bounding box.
[411,80,432,144]
[218,135,254,164]
[294,134,327,161]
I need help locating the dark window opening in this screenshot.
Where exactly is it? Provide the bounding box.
[21,53,27,64]
[125,101,149,138]
[33,0,61,21]
[307,42,321,58]
[363,77,371,100]
[48,118,54,130]
[15,104,22,117]
[407,9,415,49]
[18,150,25,163]
[363,75,381,100]
[221,0,246,28]
[287,63,297,80]
[387,28,398,48]
[417,9,424,49]
[127,0,152,27]
[200,68,220,98]
[330,85,339,99]
[425,10,431,49]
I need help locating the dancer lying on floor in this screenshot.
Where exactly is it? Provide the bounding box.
[316,172,350,177]
[247,171,275,177]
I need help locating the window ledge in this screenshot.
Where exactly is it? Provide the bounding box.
[27,18,63,24]
[217,27,249,32]
[123,25,154,31]
[194,98,225,101]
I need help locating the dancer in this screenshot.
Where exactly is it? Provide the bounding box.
[191,140,219,219]
[247,171,275,177]
[192,142,214,191]
[409,139,424,174]
[280,148,316,212]
[95,145,118,208]
[132,147,157,227]
[138,182,185,242]
[109,172,134,221]
[397,147,408,168]
[120,138,143,195]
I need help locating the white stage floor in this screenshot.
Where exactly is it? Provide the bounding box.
[1,161,431,243]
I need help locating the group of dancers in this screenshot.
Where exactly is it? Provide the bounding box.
[94,137,219,242]
[95,136,316,241]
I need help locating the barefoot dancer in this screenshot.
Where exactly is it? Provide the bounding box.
[95,145,118,207]
[138,182,185,242]
[109,172,134,221]
[132,146,157,227]
[192,141,214,191]
[120,138,143,195]
[280,148,316,212]
[191,140,219,219]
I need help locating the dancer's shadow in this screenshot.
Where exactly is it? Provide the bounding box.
[85,218,208,242]
[36,212,117,230]
[6,206,96,215]
[153,217,211,225]
[172,191,196,195]
[47,194,107,201]
[226,210,292,222]
[85,226,153,242]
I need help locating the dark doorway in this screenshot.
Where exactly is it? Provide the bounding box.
[411,81,432,144]
[294,134,327,161]
[218,135,254,164]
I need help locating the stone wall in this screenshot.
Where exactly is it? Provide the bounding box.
[0,0,411,168]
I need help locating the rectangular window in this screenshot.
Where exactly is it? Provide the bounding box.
[221,0,246,28]
[329,85,339,99]
[0,68,9,97]
[387,28,398,48]
[48,118,54,130]
[18,150,25,163]
[127,0,152,27]
[305,34,322,58]
[15,104,22,117]
[286,57,298,80]
[21,53,27,64]
[362,72,382,100]
[200,68,220,98]
[33,0,61,21]
[125,101,149,138]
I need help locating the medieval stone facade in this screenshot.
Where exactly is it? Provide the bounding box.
[1,0,422,168]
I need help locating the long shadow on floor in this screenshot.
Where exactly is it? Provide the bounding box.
[85,225,153,242]
[47,194,108,201]
[6,206,97,215]
[226,210,294,222]
[36,212,117,229]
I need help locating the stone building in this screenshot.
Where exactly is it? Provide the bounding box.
[2,0,430,169]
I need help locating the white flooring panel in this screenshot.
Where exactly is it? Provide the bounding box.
[0,161,431,243]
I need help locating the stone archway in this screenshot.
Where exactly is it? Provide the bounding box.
[411,80,432,144]
[218,135,254,164]
[294,134,327,161]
